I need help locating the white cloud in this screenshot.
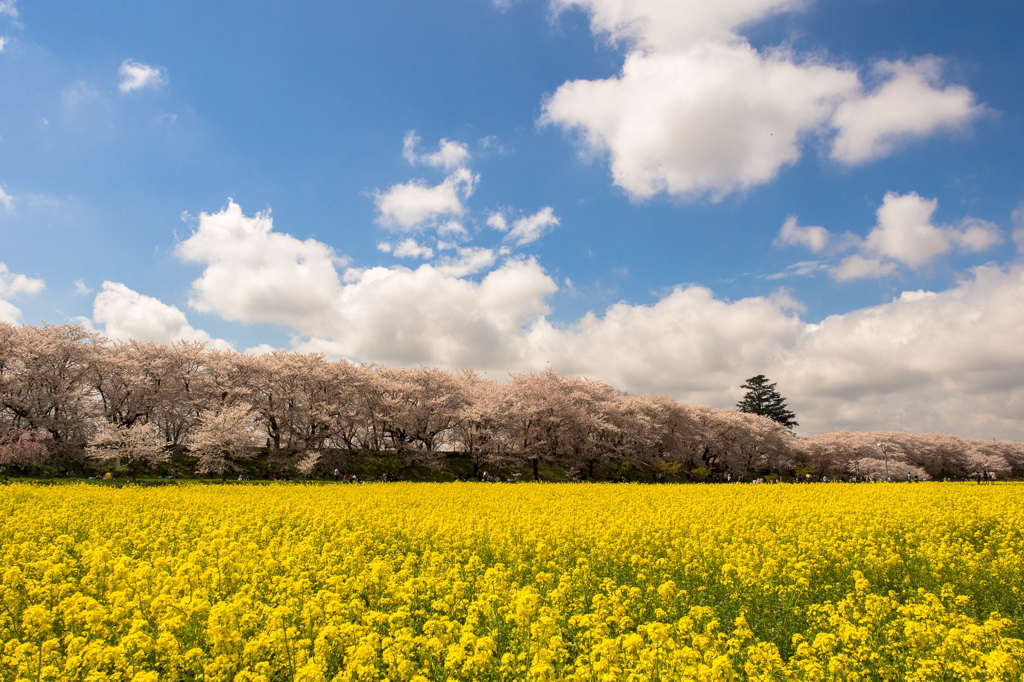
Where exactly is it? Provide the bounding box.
[176,201,1024,438]
[118,59,167,93]
[0,185,12,209]
[778,193,1002,280]
[542,44,859,200]
[830,58,986,165]
[177,200,348,330]
[176,201,556,367]
[93,282,232,349]
[376,242,392,253]
[863,192,1001,269]
[401,131,421,165]
[244,343,278,355]
[392,238,434,259]
[0,266,44,297]
[506,207,560,246]
[540,5,986,201]
[0,263,44,323]
[765,260,829,280]
[486,213,509,231]
[435,247,497,277]
[550,0,802,52]
[293,258,558,368]
[530,285,806,402]
[74,280,93,295]
[831,254,896,282]
[864,192,951,268]
[374,168,477,230]
[0,37,8,52]
[775,215,829,252]
[949,217,1003,253]
[403,131,471,171]
[531,265,1024,438]
[438,220,468,237]
[0,1,16,18]
[1013,202,1024,253]
[775,265,1024,437]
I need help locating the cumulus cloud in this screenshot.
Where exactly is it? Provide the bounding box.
[506,207,560,246]
[244,343,278,355]
[487,213,509,231]
[778,192,1002,280]
[831,254,896,282]
[1013,202,1024,253]
[863,192,954,269]
[860,192,1001,271]
[118,59,167,93]
[176,201,557,367]
[434,247,497,277]
[540,3,987,201]
[177,200,348,330]
[775,266,1024,437]
[392,238,434,259]
[533,265,1024,438]
[530,285,806,403]
[550,0,801,53]
[775,216,829,252]
[375,168,477,230]
[0,263,44,323]
[74,280,93,295]
[542,44,859,200]
[176,201,1024,438]
[437,220,468,237]
[830,58,986,165]
[92,282,232,349]
[402,131,471,171]
[292,258,559,368]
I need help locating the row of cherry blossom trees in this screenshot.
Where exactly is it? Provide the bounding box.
[1,322,1021,480]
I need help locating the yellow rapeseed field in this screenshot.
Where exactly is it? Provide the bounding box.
[1,482,1022,681]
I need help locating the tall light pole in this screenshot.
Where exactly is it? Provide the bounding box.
[876,443,889,481]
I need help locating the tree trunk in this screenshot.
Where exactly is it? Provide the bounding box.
[588,459,594,479]
[532,457,539,482]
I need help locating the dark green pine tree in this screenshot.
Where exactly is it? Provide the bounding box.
[736,375,798,429]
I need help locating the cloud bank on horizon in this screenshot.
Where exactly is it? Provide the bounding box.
[1,0,1022,439]
[86,197,1024,440]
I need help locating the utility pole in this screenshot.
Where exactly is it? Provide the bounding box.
[876,443,889,481]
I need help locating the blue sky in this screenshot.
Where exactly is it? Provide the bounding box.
[2,0,1023,438]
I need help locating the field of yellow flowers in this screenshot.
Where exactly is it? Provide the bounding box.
[1,482,1022,681]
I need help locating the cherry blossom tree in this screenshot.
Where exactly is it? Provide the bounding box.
[3,321,1024,482]
[450,372,515,477]
[0,428,51,481]
[190,404,261,480]
[385,366,468,462]
[0,323,102,455]
[86,421,168,479]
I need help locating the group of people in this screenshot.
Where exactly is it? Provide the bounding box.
[453,471,521,483]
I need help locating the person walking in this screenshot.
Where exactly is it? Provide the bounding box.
[333,468,340,482]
